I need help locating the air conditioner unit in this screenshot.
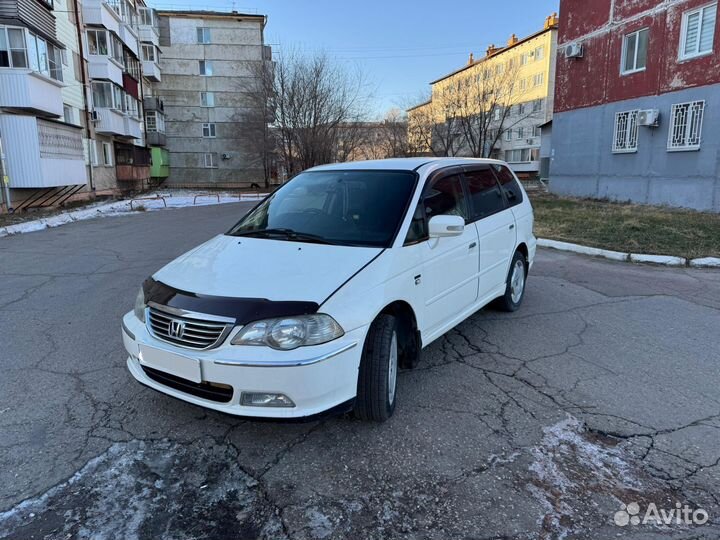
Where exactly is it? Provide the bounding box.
[222,153,231,160]
[89,110,99,122]
[565,43,583,58]
[637,109,660,127]
[526,138,536,145]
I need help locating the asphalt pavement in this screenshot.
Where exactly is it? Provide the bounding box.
[1,202,719,539]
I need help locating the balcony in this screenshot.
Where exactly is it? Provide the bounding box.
[116,164,150,181]
[141,60,161,81]
[0,70,64,117]
[124,116,143,140]
[82,0,121,35]
[118,22,139,57]
[0,116,85,188]
[88,55,124,86]
[94,107,126,136]
[146,131,166,146]
[139,25,159,46]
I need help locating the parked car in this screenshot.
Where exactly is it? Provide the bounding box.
[122,158,536,421]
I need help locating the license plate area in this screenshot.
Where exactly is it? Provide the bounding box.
[138,344,202,383]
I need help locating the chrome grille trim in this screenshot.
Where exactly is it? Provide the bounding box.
[146,305,233,350]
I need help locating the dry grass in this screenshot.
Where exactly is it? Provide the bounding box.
[530,192,720,259]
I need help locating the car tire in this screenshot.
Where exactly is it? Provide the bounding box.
[494,251,527,312]
[354,314,398,422]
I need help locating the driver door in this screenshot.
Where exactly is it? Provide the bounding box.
[416,172,480,336]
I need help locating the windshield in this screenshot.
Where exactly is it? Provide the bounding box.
[227,170,418,247]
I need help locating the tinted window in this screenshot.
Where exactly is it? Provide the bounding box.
[493,165,523,207]
[228,170,416,248]
[465,167,506,219]
[423,175,468,220]
[404,174,468,244]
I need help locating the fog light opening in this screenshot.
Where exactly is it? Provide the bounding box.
[240,392,296,408]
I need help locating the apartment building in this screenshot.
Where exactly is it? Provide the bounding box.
[0,0,86,211]
[153,10,270,187]
[551,0,720,212]
[407,15,558,177]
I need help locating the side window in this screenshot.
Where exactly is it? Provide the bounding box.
[492,165,523,207]
[464,167,505,220]
[423,175,468,221]
[404,174,468,244]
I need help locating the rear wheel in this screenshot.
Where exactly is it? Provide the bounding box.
[354,314,398,422]
[494,251,527,312]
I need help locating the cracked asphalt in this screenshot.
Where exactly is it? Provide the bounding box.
[1,202,719,539]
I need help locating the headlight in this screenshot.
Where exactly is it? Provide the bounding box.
[134,287,146,322]
[231,314,344,350]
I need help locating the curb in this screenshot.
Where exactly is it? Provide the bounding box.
[537,238,716,268]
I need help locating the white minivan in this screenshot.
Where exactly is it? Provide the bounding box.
[122,158,536,421]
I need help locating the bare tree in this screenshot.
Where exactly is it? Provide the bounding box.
[243,59,276,187]
[251,50,368,177]
[407,55,544,159]
[377,108,409,158]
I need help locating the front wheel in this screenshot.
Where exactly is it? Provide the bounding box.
[494,251,527,312]
[354,314,398,422]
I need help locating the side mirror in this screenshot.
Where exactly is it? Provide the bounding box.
[428,215,465,238]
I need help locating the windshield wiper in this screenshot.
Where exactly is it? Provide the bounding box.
[232,228,338,245]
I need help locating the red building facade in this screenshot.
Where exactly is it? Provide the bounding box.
[550,0,720,212]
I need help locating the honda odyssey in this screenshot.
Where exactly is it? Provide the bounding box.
[122,158,536,421]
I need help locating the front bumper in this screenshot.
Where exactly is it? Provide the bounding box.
[122,312,366,418]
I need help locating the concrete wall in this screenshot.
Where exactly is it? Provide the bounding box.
[153,14,268,187]
[550,83,720,212]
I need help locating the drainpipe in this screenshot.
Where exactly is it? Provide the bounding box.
[0,136,11,212]
[72,0,95,192]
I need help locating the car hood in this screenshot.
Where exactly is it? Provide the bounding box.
[152,234,383,304]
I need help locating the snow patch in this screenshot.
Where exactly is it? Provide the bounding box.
[0,190,268,239]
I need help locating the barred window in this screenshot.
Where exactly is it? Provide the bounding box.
[612,110,639,153]
[668,100,705,151]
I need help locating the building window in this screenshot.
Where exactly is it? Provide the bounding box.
[141,44,155,62]
[532,72,544,87]
[504,130,512,142]
[202,123,216,138]
[493,108,501,121]
[102,142,113,166]
[504,148,532,163]
[532,99,543,112]
[204,152,218,168]
[200,91,215,107]
[87,29,108,55]
[679,3,717,60]
[0,26,28,68]
[535,45,545,61]
[516,103,526,116]
[612,110,639,153]
[533,125,541,137]
[621,28,649,74]
[520,52,529,65]
[516,127,525,140]
[197,27,211,44]
[668,100,705,151]
[145,110,157,131]
[63,105,73,124]
[199,60,212,75]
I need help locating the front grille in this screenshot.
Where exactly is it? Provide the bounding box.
[147,307,230,350]
[142,366,234,403]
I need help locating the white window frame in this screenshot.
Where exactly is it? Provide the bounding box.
[612,110,639,153]
[667,100,705,151]
[197,27,211,44]
[621,28,649,75]
[145,110,157,132]
[200,91,215,107]
[504,130,512,142]
[535,45,545,61]
[199,60,212,76]
[533,72,544,87]
[679,2,717,61]
[102,142,113,166]
[202,122,216,138]
[203,152,218,168]
[141,44,155,62]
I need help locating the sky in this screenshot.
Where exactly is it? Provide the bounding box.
[147,0,560,117]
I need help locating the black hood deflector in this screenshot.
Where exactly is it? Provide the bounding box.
[142,278,319,324]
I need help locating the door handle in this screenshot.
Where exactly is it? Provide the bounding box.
[469,242,477,249]
[509,224,515,230]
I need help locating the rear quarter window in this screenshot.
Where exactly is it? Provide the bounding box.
[492,165,523,208]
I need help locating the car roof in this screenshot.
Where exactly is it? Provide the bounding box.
[308,157,505,173]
